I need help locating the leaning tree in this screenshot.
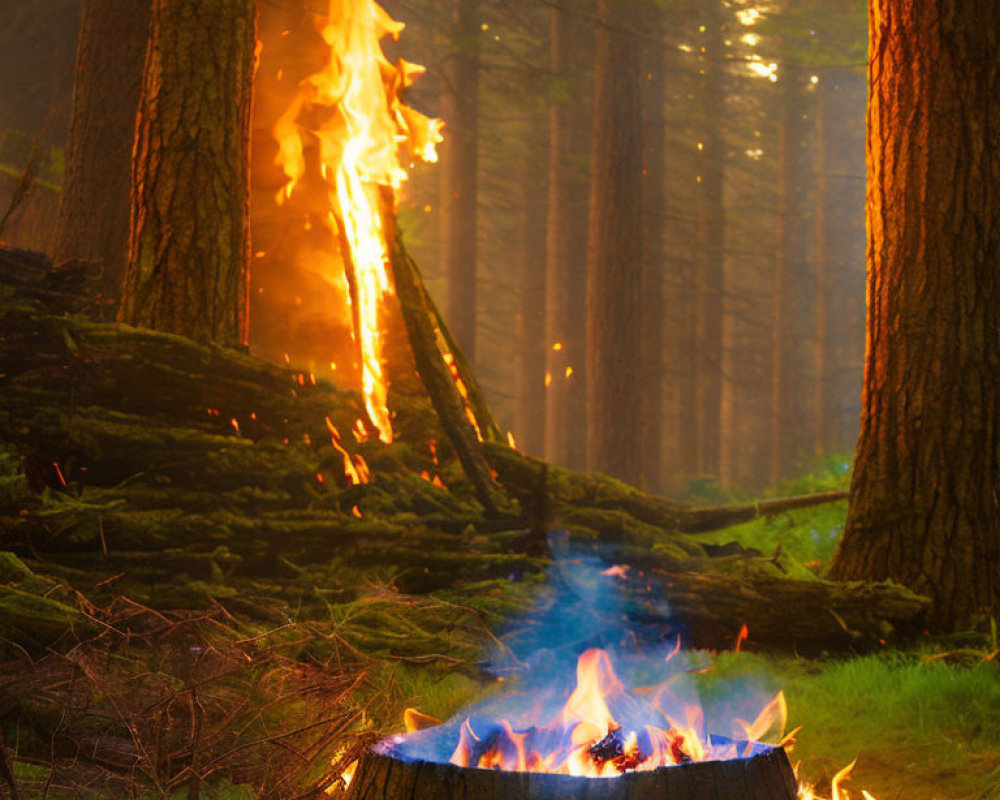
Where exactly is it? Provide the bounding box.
[118,0,256,348]
[831,0,1000,629]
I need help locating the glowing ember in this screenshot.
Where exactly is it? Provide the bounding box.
[446,648,782,777]
[273,0,442,444]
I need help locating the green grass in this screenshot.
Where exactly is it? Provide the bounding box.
[697,651,1000,799]
[693,501,848,569]
[689,454,854,571]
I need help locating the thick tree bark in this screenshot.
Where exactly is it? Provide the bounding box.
[832,0,1000,630]
[53,0,151,301]
[544,1,591,472]
[814,70,865,457]
[515,117,548,456]
[440,0,480,364]
[695,0,725,479]
[118,0,256,348]
[640,4,666,493]
[586,0,643,485]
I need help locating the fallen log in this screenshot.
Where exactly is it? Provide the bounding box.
[626,568,931,654]
[483,442,847,535]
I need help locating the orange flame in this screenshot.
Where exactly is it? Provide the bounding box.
[274,0,442,444]
[447,648,780,778]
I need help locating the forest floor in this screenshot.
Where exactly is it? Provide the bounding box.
[1,248,996,800]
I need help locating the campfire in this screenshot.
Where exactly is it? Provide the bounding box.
[443,648,781,777]
[335,557,877,800]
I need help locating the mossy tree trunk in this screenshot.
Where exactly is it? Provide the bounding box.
[832,0,1000,630]
[585,0,643,485]
[53,0,151,301]
[118,0,256,349]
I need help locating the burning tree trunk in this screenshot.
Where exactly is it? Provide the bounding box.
[586,0,643,485]
[832,0,1000,630]
[440,0,481,364]
[118,0,256,348]
[53,0,151,300]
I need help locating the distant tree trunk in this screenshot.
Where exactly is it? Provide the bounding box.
[696,0,725,479]
[440,0,480,364]
[586,0,642,484]
[544,0,591,471]
[814,69,865,457]
[770,63,809,483]
[832,0,1000,631]
[640,4,666,493]
[515,116,548,456]
[118,0,256,348]
[53,0,150,301]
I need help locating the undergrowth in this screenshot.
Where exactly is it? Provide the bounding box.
[698,651,1000,800]
[691,455,853,571]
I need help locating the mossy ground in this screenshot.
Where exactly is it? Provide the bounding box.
[0,284,983,799]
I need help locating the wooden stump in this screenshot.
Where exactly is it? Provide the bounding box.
[345,747,798,800]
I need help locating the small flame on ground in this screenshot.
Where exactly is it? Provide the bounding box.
[735,622,749,652]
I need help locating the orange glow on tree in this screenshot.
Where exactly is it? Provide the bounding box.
[273,0,442,444]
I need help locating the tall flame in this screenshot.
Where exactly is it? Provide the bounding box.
[273,0,443,443]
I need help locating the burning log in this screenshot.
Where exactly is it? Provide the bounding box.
[344,745,798,800]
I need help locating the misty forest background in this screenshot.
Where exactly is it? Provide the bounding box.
[0,0,866,498]
[3,2,1000,800]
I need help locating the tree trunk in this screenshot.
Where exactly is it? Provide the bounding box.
[585,0,643,485]
[53,0,151,302]
[544,0,591,471]
[440,0,480,364]
[814,69,865,458]
[640,4,666,494]
[346,747,799,800]
[118,0,256,349]
[515,116,548,456]
[832,0,1000,631]
[770,63,809,483]
[695,0,725,479]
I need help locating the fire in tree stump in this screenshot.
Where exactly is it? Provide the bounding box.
[345,746,799,800]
